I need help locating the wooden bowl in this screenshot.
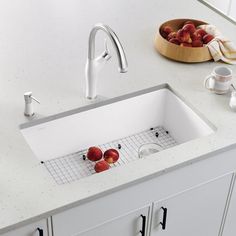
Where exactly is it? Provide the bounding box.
[154,19,212,63]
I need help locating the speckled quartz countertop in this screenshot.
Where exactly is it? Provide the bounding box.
[0,0,236,233]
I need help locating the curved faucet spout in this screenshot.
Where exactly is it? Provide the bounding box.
[85,23,128,99]
[88,24,128,73]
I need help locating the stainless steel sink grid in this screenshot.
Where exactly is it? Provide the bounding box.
[44,126,177,185]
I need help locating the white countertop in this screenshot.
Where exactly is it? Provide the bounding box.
[0,0,236,233]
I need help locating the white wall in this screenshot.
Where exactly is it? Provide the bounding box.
[229,0,236,20]
[202,0,236,21]
[203,0,231,14]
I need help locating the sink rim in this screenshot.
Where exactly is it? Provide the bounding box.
[19,83,216,132]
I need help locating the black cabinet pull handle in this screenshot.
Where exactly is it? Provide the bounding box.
[160,207,167,230]
[140,214,146,236]
[37,228,44,236]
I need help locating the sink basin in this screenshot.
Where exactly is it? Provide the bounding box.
[20,84,214,184]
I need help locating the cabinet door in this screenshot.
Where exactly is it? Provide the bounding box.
[150,174,232,236]
[1,219,48,236]
[222,175,236,235]
[61,206,149,236]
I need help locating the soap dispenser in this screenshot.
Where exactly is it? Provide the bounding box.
[24,92,40,116]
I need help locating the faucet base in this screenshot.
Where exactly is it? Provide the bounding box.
[86,95,97,100]
[86,95,108,104]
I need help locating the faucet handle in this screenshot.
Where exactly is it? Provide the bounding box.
[24,92,40,104]
[31,96,40,104]
[102,39,112,61]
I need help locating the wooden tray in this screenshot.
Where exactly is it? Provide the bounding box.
[154,19,212,63]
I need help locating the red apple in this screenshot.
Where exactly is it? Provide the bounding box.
[203,34,214,44]
[94,160,110,173]
[195,28,207,38]
[192,39,203,47]
[169,38,180,45]
[161,25,173,39]
[191,32,202,41]
[183,20,195,26]
[182,23,196,34]
[87,146,103,162]
[167,31,177,40]
[180,42,192,47]
[104,149,119,164]
[177,29,192,43]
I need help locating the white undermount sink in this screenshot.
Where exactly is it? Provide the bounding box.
[20,84,214,184]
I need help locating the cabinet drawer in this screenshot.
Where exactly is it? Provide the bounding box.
[52,204,150,236]
[0,219,48,236]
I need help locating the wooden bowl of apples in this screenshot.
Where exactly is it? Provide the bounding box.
[155,19,213,63]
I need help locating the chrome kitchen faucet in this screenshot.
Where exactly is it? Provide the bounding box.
[85,23,128,99]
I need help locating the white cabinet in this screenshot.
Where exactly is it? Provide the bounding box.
[222,175,236,235]
[53,205,150,236]
[150,174,232,236]
[0,220,48,236]
[52,175,232,236]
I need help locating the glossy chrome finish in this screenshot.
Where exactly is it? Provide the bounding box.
[85,23,128,99]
